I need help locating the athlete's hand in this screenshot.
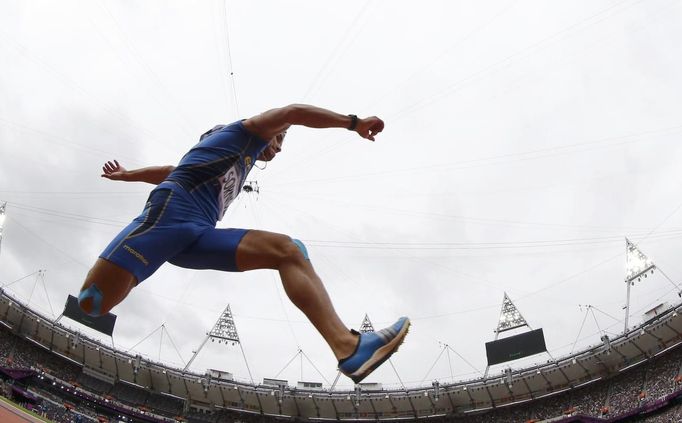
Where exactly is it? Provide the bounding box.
[355,116,384,141]
[101,160,128,181]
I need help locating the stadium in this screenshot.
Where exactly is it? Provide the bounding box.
[2,256,682,422]
[3,1,682,422]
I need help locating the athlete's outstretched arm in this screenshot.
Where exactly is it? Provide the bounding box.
[243,104,384,142]
[101,160,175,185]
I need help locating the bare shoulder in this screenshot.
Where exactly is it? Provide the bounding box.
[243,105,295,140]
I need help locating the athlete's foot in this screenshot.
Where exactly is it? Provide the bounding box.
[338,317,410,384]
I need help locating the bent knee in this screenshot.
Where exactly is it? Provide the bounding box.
[274,237,310,265]
[291,239,309,260]
[236,231,311,271]
[78,284,106,317]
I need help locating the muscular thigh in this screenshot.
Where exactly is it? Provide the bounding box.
[234,230,301,271]
[169,228,249,272]
[170,229,303,273]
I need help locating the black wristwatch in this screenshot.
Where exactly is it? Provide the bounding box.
[347,114,358,131]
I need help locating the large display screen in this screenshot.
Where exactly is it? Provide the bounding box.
[63,295,116,336]
[485,328,547,366]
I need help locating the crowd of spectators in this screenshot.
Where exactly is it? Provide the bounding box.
[571,377,610,417]
[33,397,92,423]
[392,348,682,422]
[185,409,215,422]
[605,362,648,415]
[147,392,185,416]
[213,409,289,423]
[0,326,81,382]
[432,346,682,422]
[642,403,682,422]
[110,380,151,406]
[5,320,682,422]
[644,350,682,401]
[1,380,97,423]
[77,373,113,396]
[0,327,33,368]
[75,370,183,417]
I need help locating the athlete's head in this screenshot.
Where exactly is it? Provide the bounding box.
[258,131,286,161]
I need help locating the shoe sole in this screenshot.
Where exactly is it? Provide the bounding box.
[349,319,411,384]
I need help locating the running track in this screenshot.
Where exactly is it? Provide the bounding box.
[0,398,46,423]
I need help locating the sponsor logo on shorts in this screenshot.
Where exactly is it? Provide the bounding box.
[123,244,149,266]
[245,156,252,170]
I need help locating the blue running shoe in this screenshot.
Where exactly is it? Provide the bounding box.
[338,317,410,384]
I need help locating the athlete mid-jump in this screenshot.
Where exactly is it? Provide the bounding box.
[78,104,410,383]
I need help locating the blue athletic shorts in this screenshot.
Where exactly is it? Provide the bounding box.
[99,181,249,283]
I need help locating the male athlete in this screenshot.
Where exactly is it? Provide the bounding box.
[78,104,410,383]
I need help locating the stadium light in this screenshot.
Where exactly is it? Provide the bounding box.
[601,335,611,350]
[625,238,655,284]
[495,293,528,333]
[624,238,657,332]
[0,202,6,255]
[185,305,241,372]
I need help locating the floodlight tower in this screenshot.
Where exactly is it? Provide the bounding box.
[184,304,255,384]
[495,293,529,333]
[484,292,532,378]
[623,238,656,332]
[0,202,6,256]
[184,304,240,371]
[359,314,374,333]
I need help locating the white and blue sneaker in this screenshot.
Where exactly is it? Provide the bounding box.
[338,317,410,384]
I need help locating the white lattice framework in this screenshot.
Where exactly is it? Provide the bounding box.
[624,238,657,332]
[0,202,6,256]
[184,305,248,377]
[496,292,529,334]
[209,304,240,343]
[359,314,374,333]
[625,237,656,283]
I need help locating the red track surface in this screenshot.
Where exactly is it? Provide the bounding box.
[0,399,46,423]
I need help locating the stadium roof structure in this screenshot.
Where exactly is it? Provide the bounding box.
[2,288,682,420]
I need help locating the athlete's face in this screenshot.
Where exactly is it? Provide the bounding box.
[258,132,285,162]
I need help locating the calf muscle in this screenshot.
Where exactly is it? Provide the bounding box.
[79,258,137,316]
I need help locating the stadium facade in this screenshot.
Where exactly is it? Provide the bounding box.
[3,288,682,421]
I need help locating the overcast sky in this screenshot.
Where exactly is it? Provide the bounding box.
[2,0,682,390]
